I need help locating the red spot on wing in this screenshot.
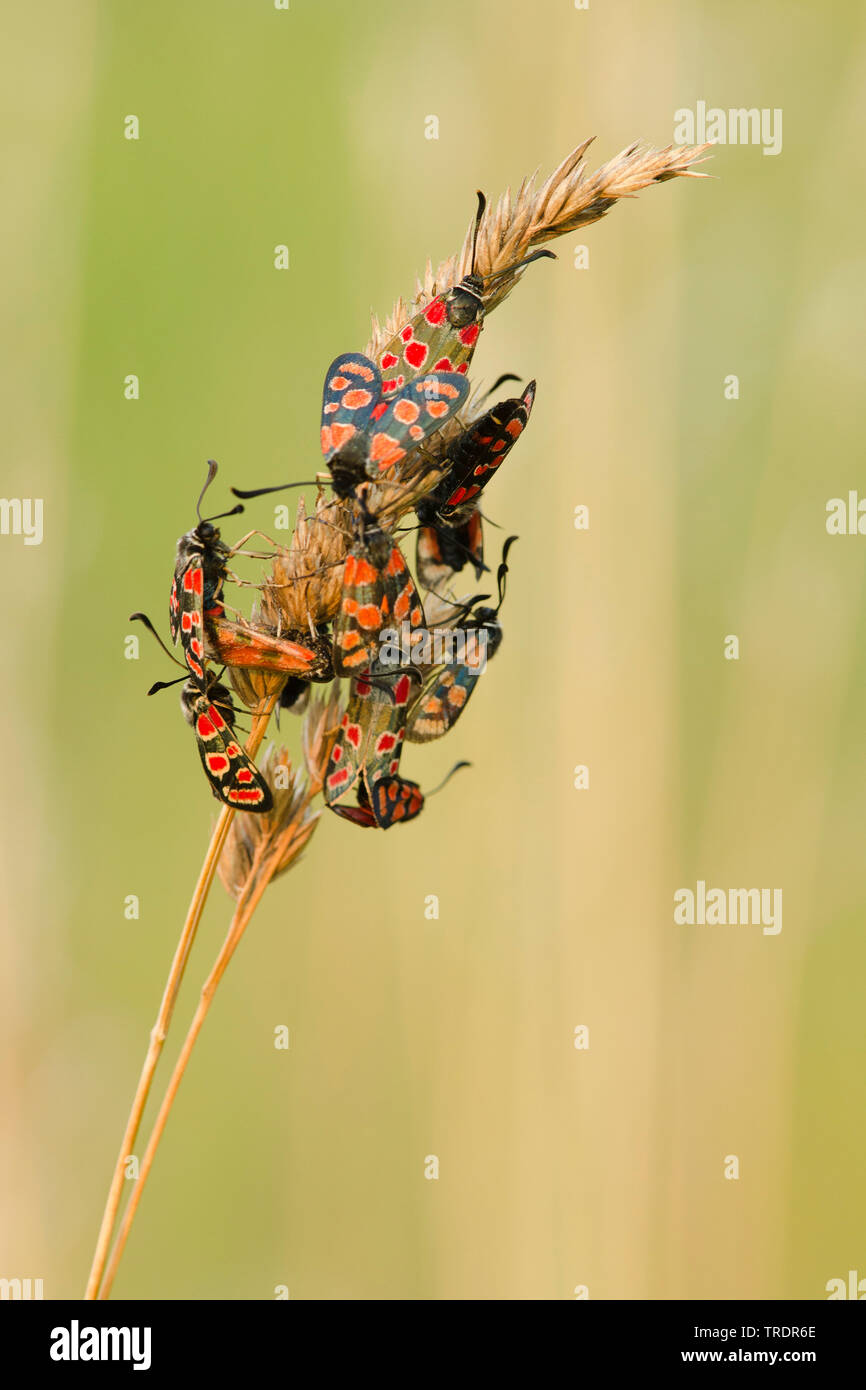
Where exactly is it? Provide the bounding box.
[343,650,371,669]
[393,398,421,424]
[369,432,405,468]
[424,297,447,326]
[353,557,378,585]
[430,379,461,400]
[381,352,399,369]
[330,422,355,451]
[343,359,375,379]
[458,324,480,346]
[342,388,374,410]
[356,603,384,630]
[393,584,414,621]
[404,341,428,369]
[229,788,267,805]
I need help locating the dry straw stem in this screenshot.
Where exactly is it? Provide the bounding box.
[363,137,710,521]
[88,135,709,1298]
[98,736,324,1298]
[258,493,348,633]
[84,694,279,1300]
[369,137,711,353]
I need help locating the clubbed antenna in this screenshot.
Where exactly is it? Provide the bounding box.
[196,458,245,523]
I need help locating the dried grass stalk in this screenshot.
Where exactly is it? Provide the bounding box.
[259,493,349,633]
[217,749,318,901]
[87,133,710,1300]
[369,138,711,354]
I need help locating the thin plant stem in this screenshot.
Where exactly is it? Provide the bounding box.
[97,846,272,1298]
[84,696,277,1300]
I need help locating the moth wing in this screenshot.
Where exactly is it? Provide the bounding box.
[364,372,470,479]
[405,636,487,745]
[368,775,425,828]
[333,540,426,678]
[320,354,381,463]
[190,692,272,812]
[171,552,209,690]
[323,705,366,807]
[377,292,480,389]
[439,381,535,514]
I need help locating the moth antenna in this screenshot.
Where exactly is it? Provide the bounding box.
[483,248,556,286]
[194,458,245,524]
[495,535,518,610]
[423,582,492,615]
[427,761,472,799]
[484,372,522,398]
[196,459,219,521]
[470,190,486,275]
[361,667,425,696]
[130,611,186,670]
[231,480,321,500]
[147,676,186,697]
[204,502,245,524]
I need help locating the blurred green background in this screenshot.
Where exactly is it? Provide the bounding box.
[2,0,865,1299]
